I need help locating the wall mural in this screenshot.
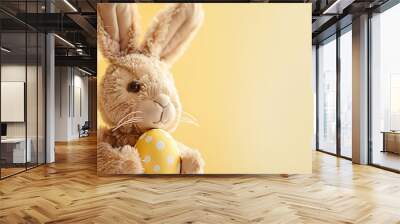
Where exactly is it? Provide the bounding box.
[97,3,313,175]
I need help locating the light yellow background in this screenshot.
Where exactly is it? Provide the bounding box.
[98,3,313,174]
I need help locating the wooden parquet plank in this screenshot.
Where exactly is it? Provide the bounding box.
[0,135,400,223]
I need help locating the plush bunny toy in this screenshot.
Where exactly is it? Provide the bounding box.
[97,3,205,175]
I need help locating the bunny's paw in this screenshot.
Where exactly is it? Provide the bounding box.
[98,142,144,175]
[180,148,205,174]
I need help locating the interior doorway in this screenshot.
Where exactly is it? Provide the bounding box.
[54,67,96,144]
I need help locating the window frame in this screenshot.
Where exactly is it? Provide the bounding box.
[315,24,353,161]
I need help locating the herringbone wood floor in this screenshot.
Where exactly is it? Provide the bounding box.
[1,135,400,224]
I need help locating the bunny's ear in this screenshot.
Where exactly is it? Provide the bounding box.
[97,3,140,59]
[141,3,204,65]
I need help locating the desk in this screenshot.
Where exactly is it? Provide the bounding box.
[1,138,31,163]
[382,131,400,154]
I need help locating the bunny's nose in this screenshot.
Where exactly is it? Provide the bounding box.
[154,94,170,108]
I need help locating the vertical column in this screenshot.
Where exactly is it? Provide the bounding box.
[352,14,369,164]
[46,1,55,163]
[315,45,319,150]
[336,30,341,156]
[46,33,55,163]
[88,77,97,133]
[313,45,317,150]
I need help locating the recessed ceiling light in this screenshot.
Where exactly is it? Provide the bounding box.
[77,67,93,76]
[322,0,354,15]
[54,34,75,48]
[1,47,11,53]
[63,0,78,12]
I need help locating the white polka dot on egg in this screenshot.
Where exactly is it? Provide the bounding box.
[156,140,165,151]
[166,155,174,164]
[153,165,161,172]
[145,135,153,143]
[143,155,151,163]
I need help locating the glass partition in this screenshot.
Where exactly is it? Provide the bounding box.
[38,32,45,165]
[0,31,28,178]
[0,1,46,179]
[316,25,354,160]
[27,31,38,169]
[339,27,352,158]
[317,36,337,154]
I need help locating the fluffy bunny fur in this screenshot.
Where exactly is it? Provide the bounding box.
[97,3,205,175]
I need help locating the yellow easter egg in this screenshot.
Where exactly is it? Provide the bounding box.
[135,129,181,174]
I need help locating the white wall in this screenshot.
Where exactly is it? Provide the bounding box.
[71,73,89,138]
[55,66,70,141]
[1,65,37,137]
[54,67,89,141]
[1,65,26,139]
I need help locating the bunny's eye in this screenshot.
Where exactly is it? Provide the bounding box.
[127,80,141,93]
